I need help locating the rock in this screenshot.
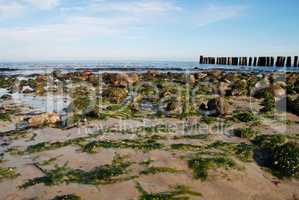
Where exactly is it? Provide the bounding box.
[35,83,46,96]
[146,70,159,77]
[199,103,206,110]
[128,73,139,84]
[36,75,47,82]
[103,87,128,103]
[252,78,270,96]
[287,96,299,116]
[22,86,34,93]
[208,70,222,78]
[207,97,229,116]
[88,75,100,86]
[194,73,207,80]
[165,98,182,113]
[52,70,63,79]
[28,112,61,128]
[0,94,12,100]
[270,85,286,97]
[83,69,93,77]
[231,80,248,96]
[111,73,139,87]
[16,121,29,130]
[218,82,230,96]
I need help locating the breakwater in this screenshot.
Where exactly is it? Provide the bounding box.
[199,56,299,67]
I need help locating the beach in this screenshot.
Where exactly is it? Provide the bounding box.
[0,68,299,200]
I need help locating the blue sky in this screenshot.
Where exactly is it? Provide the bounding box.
[0,0,298,61]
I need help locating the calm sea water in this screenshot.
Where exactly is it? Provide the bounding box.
[1,61,299,75]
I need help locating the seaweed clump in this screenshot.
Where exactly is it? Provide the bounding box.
[233,111,258,122]
[171,143,203,152]
[140,167,184,175]
[0,167,19,181]
[82,139,163,153]
[188,156,236,181]
[24,137,89,154]
[0,112,11,121]
[260,90,275,113]
[233,128,257,139]
[253,134,299,178]
[136,182,201,200]
[21,155,133,188]
[208,141,255,162]
[51,194,81,200]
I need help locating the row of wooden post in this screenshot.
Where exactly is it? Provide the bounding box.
[199,56,299,67]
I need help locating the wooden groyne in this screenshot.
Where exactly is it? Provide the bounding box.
[199,55,299,67]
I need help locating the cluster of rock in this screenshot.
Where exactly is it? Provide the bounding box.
[1,69,299,128]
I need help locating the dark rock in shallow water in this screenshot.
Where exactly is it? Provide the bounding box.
[0,94,12,100]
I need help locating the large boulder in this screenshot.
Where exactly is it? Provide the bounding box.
[231,80,248,96]
[208,70,222,78]
[0,94,12,101]
[218,82,230,96]
[28,112,61,128]
[270,85,286,97]
[103,87,128,103]
[287,96,299,116]
[22,86,35,94]
[111,73,139,87]
[207,97,229,116]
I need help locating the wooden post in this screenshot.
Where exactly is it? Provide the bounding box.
[270,57,274,66]
[253,57,257,66]
[257,57,261,66]
[266,57,270,67]
[286,56,292,67]
[282,57,286,67]
[248,57,252,66]
[276,56,281,67]
[199,56,203,64]
[294,56,298,67]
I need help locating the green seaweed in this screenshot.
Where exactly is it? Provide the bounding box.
[188,156,236,181]
[21,155,133,188]
[232,128,257,139]
[136,182,201,200]
[25,137,89,154]
[51,194,81,200]
[82,139,164,153]
[261,90,275,113]
[0,167,19,181]
[171,143,203,151]
[0,112,11,121]
[140,167,184,175]
[173,134,209,140]
[233,111,258,122]
[253,134,287,150]
[208,141,255,162]
[201,116,217,124]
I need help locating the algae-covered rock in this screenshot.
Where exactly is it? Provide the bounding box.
[103,87,128,104]
[207,97,229,116]
[287,96,299,116]
[28,113,61,128]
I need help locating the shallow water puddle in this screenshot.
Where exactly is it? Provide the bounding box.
[1,88,70,113]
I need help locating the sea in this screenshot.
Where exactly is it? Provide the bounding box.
[1,61,299,76]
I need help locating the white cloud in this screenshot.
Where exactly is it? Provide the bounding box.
[0,15,140,46]
[195,4,246,27]
[21,0,59,10]
[91,0,181,14]
[0,1,24,17]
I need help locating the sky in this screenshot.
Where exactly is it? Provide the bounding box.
[0,0,298,61]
